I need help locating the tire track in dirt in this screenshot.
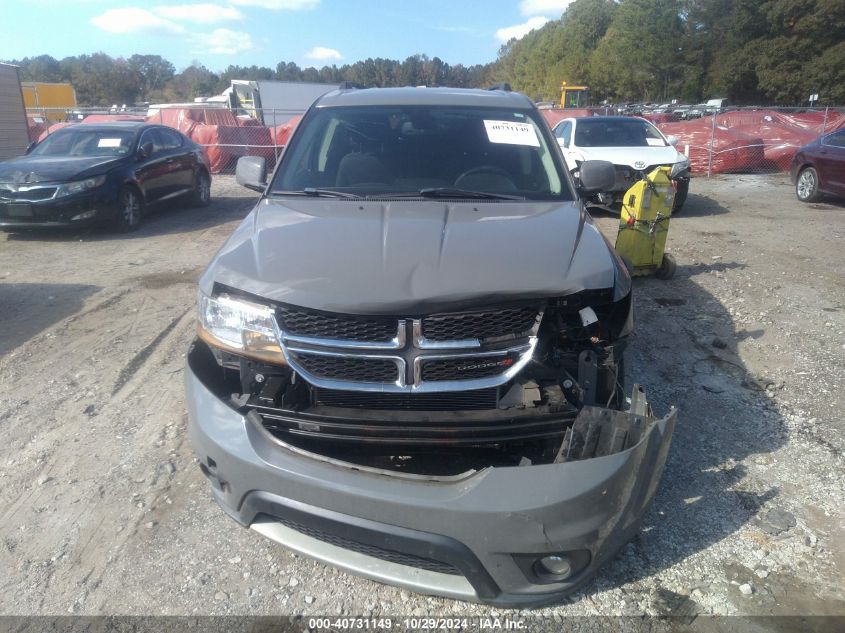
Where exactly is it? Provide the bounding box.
[111,309,191,397]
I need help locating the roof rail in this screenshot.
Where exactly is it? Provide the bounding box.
[338,81,366,91]
[487,82,512,92]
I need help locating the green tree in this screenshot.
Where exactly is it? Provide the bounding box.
[128,54,175,101]
[589,0,684,102]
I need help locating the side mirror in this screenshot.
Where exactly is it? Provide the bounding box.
[236,156,267,192]
[25,142,36,155]
[666,135,678,145]
[137,142,154,159]
[577,160,616,193]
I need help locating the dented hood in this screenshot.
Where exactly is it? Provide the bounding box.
[201,197,617,314]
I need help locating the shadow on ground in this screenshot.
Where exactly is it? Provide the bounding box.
[574,262,788,611]
[808,197,845,211]
[674,192,730,218]
[0,282,100,355]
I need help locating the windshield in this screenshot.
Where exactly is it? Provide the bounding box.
[574,118,667,148]
[272,105,571,200]
[30,129,136,157]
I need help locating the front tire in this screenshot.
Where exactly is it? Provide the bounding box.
[190,170,211,207]
[672,178,689,214]
[796,167,821,203]
[115,187,143,232]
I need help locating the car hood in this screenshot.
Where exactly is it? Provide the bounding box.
[0,155,123,184]
[575,145,682,168]
[201,197,618,314]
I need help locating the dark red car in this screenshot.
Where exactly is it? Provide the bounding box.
[791,129,845,203]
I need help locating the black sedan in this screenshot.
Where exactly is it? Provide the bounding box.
[0,122,211,231]
[791,128,845,203]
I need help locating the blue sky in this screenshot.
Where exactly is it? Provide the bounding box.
[2,0,573,71]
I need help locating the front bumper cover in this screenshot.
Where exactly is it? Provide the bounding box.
[185,347,677,607]
[0,187,120,228]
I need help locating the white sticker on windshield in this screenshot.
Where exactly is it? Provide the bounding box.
[646,138,665,146]
[483,120,540,147]
[98,138,122,148]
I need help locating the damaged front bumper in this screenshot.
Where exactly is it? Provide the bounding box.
[185,350,677,607]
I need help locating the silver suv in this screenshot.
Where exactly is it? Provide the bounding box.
[185,86,676,607]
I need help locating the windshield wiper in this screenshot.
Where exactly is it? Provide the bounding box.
[271,188,362,199]
[365,188,523,200]
[417,187,524,200]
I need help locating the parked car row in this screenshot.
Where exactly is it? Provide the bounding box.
[614,102,727,122]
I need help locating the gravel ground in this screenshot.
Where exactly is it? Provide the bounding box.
[0,174,843,619]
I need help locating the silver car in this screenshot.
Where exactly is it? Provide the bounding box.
[185,86,676,607]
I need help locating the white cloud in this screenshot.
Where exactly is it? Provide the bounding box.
[91,8,184,35]
[519,0,573,16]
[496,16,549,43]
[192,28,256,54]
[230,0,319,9]
[304,46,343,61]
[155,4,244,24]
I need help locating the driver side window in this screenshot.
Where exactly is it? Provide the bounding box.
[138,129,164,155]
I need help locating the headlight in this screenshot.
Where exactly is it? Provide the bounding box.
[55,175,107,198]
[197,291,287,365]
[670,157,690,178]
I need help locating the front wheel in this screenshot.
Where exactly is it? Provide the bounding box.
[115,187,143,232]
[672,178,689,214]
[190,171,211,207]
[796,167,821,203]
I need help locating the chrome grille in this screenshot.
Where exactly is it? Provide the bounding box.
[290,351,399,383]
[420,356,515,382]
[0,186,58,201]
[275,303,542,393]
[278,305,397,342]
[421,305,539,342]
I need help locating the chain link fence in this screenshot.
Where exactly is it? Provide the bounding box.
[25,105,305,174]
[25,104,845,178]
[653,106,844,177]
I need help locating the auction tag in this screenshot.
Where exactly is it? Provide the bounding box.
[483,120,540,147]
[646,138,665,146]
[98,138,122,148]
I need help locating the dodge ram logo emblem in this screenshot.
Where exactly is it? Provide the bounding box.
[634,161,646,169]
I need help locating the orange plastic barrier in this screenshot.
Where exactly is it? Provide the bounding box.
[271,115,302,147]
[658,119,766,174]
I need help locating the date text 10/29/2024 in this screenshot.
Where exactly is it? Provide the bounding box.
[308,617,528,630]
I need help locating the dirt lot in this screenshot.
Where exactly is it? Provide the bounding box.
[0,174,843,619]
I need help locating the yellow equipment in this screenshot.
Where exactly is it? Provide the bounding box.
[21,82,77,122]
[560,82,590,108]
[614,166,677,279]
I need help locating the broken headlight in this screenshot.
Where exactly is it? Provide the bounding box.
[197,291,287,365]
[670,157,690,178]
